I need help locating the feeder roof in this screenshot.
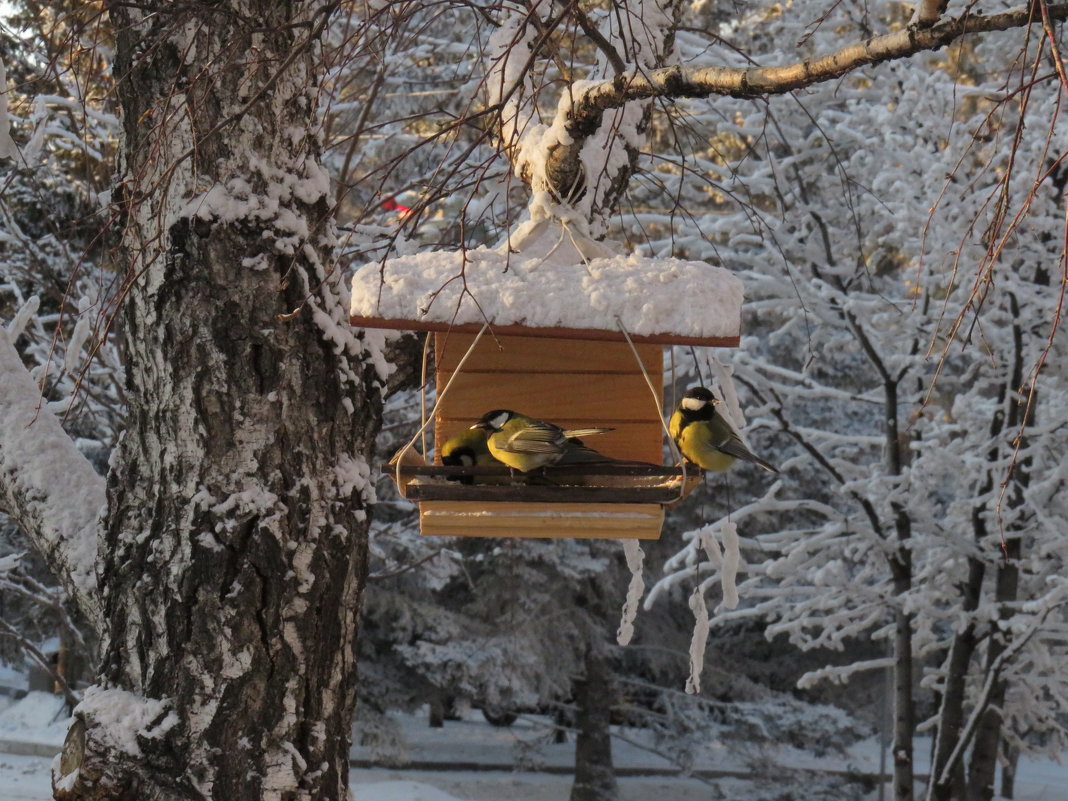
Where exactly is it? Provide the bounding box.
[349,222,743,346]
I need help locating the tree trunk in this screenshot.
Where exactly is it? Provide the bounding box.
[885,380,915,801]
[53,3,382,800]
[569,645,618,801]
[965,295,1030,801]
[965,544,1020,801]
[1000,740,1019,800]
[928,558,984,801]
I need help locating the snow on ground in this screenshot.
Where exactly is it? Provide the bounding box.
[0,694,1065,800]
[0,692,69,747]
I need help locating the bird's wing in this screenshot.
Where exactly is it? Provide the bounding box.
[498,421,566,454]
[668,410,685,442]
[718,435,779,473]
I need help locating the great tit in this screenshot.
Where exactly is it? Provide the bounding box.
[669,386,778,473]
[471,409,613,473]
[439,428,502,485]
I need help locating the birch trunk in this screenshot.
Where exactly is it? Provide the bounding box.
[52,3,382,799]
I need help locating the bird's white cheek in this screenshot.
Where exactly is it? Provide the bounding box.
[681,398,707,411]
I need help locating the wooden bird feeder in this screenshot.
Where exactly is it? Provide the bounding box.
[350,221,743,540]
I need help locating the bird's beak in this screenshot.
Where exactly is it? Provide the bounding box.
[470,422,486,430]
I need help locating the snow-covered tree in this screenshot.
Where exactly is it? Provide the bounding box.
[639,8,1068,801]
[0,2,1066,801]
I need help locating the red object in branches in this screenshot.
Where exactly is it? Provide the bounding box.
[381,197,412,217]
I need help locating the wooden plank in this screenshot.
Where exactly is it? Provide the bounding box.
[419,501,664,540]
[407,483,687,503]
[381,463,683,477]
[434,419,663,465]
[435,333,662,374]
[352,315,741,348]
[436,372,662,421]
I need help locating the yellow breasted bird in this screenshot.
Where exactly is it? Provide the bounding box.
[471,410,613,473]
[439,428,502,485]
[669,387,778,473]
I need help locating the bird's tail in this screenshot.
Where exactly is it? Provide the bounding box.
[561,427,614,439]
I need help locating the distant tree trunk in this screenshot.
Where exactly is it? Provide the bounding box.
[570,644,618,801]
[929,559,985,801]
[52,3,381,800]
[1000,741,1019,800]
[885,379,915,801]
[965,544,1020,801]
[965,294,1030,801]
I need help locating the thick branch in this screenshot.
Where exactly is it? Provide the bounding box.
[0,333,104,632]
[563,5,1065,151]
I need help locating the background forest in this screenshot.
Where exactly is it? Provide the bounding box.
[0,2,1066,801]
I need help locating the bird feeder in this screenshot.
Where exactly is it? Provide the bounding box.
[350,221,743,540]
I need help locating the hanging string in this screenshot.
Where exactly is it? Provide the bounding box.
[669,346,677,415]
[419,332,432,459]
[614,316,687,502]
[393,322,491,489]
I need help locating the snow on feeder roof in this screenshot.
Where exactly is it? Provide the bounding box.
[349,221,742,346]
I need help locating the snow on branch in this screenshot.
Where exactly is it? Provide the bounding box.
[554,4,1068,180]
[0,329,104,631]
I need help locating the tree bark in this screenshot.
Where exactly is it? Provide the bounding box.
[53,3,383,800]
[570,644,619,801]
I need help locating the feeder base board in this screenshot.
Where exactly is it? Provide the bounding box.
[419,500,664,540]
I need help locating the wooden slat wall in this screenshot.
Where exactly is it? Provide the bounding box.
[420,501,664,540]
[434,333,664,464]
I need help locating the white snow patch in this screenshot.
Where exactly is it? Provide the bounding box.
[73,686,177,758]
[0,692,68,743]
[357,781,470,801]
[0,331,104,614]
[351,223,742,340]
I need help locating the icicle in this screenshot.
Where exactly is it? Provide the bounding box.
[718,521,741,612]
[616,539,645,646]
[706,350,745,430]
[64,315,92,375]
[685,585,710,694]
[0,58,20,160]
[22,96,47,166]
[4,295,39,343]
[697,527,723,566]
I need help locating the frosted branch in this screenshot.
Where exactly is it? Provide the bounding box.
[556,4,1067,191]
[0,331,104,631]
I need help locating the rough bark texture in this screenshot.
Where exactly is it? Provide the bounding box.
[54,3,383,800]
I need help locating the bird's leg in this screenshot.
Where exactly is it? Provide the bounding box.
[528,468,561,486]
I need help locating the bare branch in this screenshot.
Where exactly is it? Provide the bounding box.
[557,5,1066,177]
